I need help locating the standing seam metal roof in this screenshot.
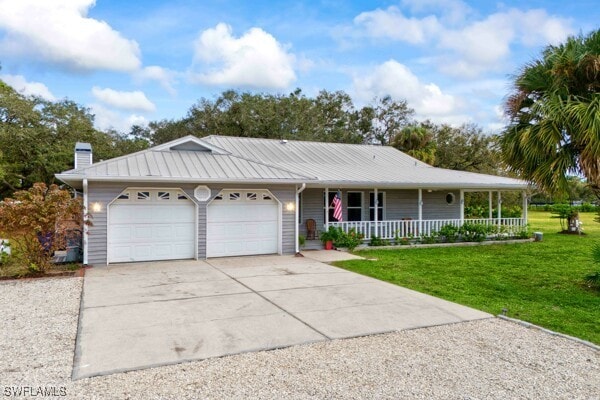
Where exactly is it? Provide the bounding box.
[56,135,528,189]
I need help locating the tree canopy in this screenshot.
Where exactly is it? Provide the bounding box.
[2,77,509,200]
[0,81,148,198]
[133,89,397,145]
[500,29,600,197]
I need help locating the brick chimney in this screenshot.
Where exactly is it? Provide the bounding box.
[74,142,92,169]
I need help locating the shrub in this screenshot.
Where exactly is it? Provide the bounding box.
[579,202,597,212]
[298,235,306,247]
[421,233,438,244]
[334,228,364,250]
[459,222,491,242]
[369,236,389,246]
[0,183,86,273]
[439,224,459,243]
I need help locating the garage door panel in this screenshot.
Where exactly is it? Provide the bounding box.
[207,191,279,258]
[111,226,132,241]
[108,192,195,263]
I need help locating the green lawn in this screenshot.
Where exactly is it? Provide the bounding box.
[336,211,600,344]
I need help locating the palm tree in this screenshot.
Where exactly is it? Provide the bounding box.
[500,29,600,197]
[391,125,436,165]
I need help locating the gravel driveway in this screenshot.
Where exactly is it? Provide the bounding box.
[1,276,598,399]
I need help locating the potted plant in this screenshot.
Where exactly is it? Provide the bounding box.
[320,227,340,250]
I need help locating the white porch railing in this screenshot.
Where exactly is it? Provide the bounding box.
[327,218,527,240]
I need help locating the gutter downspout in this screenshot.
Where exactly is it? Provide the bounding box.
[295,183,306,255]
[83,178,89,266]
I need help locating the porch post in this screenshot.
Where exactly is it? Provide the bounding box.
[459,189,465,224]
[418,188,423,236]
[83,178,88,265]
[324,187,329,229]
[522,190,528,226]
[374,187,378,237]
[488,191,493,219]
[497,191,502,228]
[295,183,306,255]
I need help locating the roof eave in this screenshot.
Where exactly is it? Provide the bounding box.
[56,174,314,186]
[304,181,530,190]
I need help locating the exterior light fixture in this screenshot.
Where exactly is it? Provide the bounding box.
[286,202,295,212]
[91,202,102,212]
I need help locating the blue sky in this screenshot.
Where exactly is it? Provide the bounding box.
[0,0,597,133]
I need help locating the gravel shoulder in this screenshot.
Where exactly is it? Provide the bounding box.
[1,277,598,399]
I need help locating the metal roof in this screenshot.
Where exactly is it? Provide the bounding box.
[56,136,316,188]
[202,135,528,190]
[56,135,528,190]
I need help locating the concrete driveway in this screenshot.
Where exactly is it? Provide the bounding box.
[73,253,490,379]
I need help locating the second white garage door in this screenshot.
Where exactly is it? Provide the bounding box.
[207,190,279,257]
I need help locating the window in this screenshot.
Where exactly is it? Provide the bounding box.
[177,192,188,200]
[213,194,223,201]
[158,191,170,200]
[298,192,303,224]
[369,192,385,221]
[446,193,455,205]
[246,192,257,200]
[229,192,241,201]
[117,192,129,200]
[262,194,272,200]
[137,191,150,200]
[347,192,363,221]
[323,191,338,222]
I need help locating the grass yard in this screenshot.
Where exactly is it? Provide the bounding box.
[337,211,600,344]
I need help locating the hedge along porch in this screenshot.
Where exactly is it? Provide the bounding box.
[298,186,528,242]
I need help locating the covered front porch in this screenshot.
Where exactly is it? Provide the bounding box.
[298,187,528,242]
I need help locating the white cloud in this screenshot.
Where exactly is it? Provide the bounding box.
[354,6,441,44]
[91,87,156,113]
[136,66,177,95]
[191,23,296,89]
[350,5,573,78]
[353,60,462,123]
[89,104,148,133]
[0,74,56,101]
[0,0,141,72]
[438,9,573,77]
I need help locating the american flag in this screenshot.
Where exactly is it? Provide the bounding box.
[331,190,342,221]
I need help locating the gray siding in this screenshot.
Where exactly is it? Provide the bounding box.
[300,189,461,230]
[300,188,324,236]
[87,182,296,265]
[422,190,461,219]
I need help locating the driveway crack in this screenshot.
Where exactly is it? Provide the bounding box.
[206,261,332,340]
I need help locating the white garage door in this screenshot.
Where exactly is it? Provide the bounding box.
[207,190,279,258]
[108,189,196,263]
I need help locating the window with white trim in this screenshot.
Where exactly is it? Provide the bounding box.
[369,192,385,221]
[157,191,170,200]
[347,192,363,221]
[137,191,150,200]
